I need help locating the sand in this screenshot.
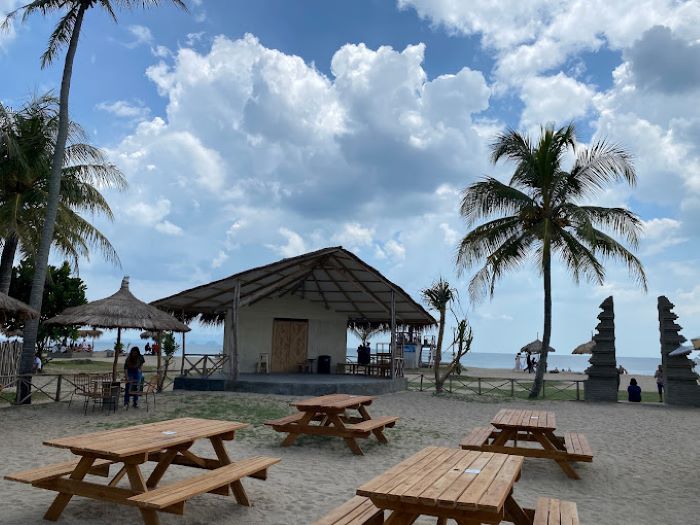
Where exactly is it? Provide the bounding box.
[1,390,698,525]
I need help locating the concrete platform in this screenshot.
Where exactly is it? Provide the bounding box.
[174,373,407,396]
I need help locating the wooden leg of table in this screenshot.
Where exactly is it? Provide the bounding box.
[209,435,232,495]
[146,447,180,488]
[545,430,566,450]
[125,463,161,525]
[372,428,389,444]
[327,413,364,455]
[436,518,447,525]
[504,492,533,525]
[555,459,580,480]
[343,437,364,455]
[230,480,251,506]
[358,404,372,421]
[384,511,419,525]
[491,428,515,446]
[44,456,96,521]
[281,411,315,447]
[108,465,127,487]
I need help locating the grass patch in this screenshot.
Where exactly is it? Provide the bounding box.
[44,359,157,374]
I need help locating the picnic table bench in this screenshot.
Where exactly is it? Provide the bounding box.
[4,417,280,525]
[265,394,398,455]
[323,446,581,524]
[460,408,593,479]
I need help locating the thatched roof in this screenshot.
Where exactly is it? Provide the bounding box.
[77,329,103,338]
[0,292,39,321]
[46,277,190,332]
[152,247,436,327]
[520,338,556,354]
[571,340,595,355]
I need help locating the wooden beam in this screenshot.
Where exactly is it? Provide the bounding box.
[225,281,241,380]
[322,267,363,315]
[240,264,315,307]
[328,255,391,314]
[312,272,330,310]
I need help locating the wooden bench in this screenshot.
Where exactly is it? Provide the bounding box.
[346,416,399,433]
[128,456,280,510]
[564,432,593,462]
[264,413,306,427]
[459,426,492,449]
[532,497,580,525]
[311,495,384,525]
[5,459,113,484]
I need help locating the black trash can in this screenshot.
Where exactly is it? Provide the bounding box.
[317,355,331,374]
[357,346,371,365]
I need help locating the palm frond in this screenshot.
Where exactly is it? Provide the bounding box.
[552,228,606,285]
[460,178,534,225]
[570,139,636,195]
[456,216,522,272]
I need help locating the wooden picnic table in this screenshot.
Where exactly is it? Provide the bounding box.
[5,417,280,525]
[460,408,593,480]
[265,393,398,455]
[356,446,534,525]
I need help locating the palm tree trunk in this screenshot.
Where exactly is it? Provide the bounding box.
[434,308,446,392]
[530,235,552,398]
[17,5,87,404]
[0,233,18,294]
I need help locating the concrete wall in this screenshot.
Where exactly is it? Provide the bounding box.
[228,295,348,373]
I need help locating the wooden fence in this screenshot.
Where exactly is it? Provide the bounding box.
[0,340,22,376]
[406,372,584,401]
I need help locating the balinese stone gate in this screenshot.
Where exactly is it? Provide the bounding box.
[657,296,700,407]
[584,296,618,402]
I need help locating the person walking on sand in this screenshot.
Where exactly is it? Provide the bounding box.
[654,365,664,402]
[525,352,533,373]
[124,347,145,409]
[515,353,522,372]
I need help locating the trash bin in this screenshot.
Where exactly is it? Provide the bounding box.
[318,355,331,374]
[357,346,371,365]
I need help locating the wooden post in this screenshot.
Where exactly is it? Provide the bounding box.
[390,289,396,380]
[55,374,63,402]
[180,310,186,376]
[225,280,241,381]
[112,327,121,380]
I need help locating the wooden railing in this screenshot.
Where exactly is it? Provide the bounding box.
[405,373,584,401]
[181,353,228,378]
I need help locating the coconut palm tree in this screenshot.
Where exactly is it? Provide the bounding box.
[0,95,126,294]
[2,0,186,402]
[421,278,456,392]
[457,123,646,398]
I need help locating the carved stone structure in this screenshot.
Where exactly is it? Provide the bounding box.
[584,296,619,402]
[657,296,700,407]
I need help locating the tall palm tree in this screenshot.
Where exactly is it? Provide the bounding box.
[421,278,456,392]
[457,124,647,398]
[2,0,186,402]
[0,95,126,294]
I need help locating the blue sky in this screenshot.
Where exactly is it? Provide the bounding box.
[2,0,700,357]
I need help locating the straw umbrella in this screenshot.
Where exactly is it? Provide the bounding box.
[571,340,595,355]
[45,277,189,378]
[520,338,556,354]
[77,328,103,352]
[0,291,39,322]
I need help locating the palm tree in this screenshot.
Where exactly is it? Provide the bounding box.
[421,278,456,392]
[457,124,646,398]
[0,95,126,294]
[2,0,186,402]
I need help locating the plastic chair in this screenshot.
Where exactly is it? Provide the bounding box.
[256,353,270,374]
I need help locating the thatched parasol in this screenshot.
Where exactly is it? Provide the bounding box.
[77,329,103,338]
[572,340,595,355]
[0,291,39,322]
[520,338,556,354]
[45,277,189,378]
[140,330,160,340]
[691,337,700,350]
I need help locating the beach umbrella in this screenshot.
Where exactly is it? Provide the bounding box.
[0,291,39,322]
[691,337,700,350]
[77,329,103,338]
[571,340,595,355]
[45,277,189,378]
[3,328,23,338]
[520,338,556,354]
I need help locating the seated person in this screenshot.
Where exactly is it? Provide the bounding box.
[627,378,642,402]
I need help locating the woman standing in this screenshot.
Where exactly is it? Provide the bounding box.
[654,365,664,403]
[124,347,145,408]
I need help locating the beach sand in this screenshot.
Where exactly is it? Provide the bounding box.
[1,390,698,525]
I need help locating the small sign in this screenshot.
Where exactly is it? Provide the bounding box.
[162,431,177,435]
[464,468,481,474]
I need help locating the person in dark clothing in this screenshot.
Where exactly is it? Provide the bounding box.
[627,378,642,402]
[123,347,145,408]
[525,352,533,373]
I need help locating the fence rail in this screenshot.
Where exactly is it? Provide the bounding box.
[181,353,228,378]
[0,372,176,406]
[406,373,583,401]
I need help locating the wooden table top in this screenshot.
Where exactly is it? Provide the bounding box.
[44,418,248,459]
[491,408,556,431]
[293,394,374,411]
[357,447,523,514]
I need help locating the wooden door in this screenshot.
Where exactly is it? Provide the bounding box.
[271,319,309,373]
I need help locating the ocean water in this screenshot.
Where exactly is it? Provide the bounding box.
[92,340,665,376]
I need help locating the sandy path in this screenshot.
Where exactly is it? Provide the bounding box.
[0,391,698,524]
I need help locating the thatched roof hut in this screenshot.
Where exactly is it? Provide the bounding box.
[572,340,595,355]
[520,338,556,354]
[46,277,189,377]
[0,292,39,322]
